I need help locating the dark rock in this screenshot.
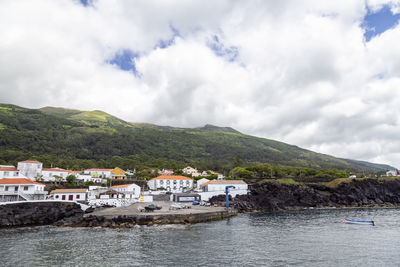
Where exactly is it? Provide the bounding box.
[231,179,400,212]
[0,201,83,227]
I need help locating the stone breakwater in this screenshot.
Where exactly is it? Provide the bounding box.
[0,201,83,227]
[55,210,238,228]
[225,179,400,212]
[0,201,237,228]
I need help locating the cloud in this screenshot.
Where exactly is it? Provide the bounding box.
[1,0,400,167]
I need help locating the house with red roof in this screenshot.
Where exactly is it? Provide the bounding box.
[0,166,26,179]
[148,175,193,193]
[111,183,141,199]
[0,178,47,202]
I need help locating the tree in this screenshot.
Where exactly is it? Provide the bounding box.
[66,174,77,184]
[233,154,243,168]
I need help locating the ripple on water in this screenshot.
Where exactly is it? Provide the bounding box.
[1,208,400,266]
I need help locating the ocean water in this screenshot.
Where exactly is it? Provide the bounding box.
[1,207,400,266]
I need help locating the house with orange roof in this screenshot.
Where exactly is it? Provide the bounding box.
[50,188,88,202]
[0,178,47,202]
[111,183,141,199]
[0,166,26,179]
[110,167,126,180]
[17,160,43,179]
[42,167,69,181]
[148,175,193,193]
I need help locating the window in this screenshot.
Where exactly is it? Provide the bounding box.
[167,180,170,184]
[186,181,190,185]
[14,186,18,192]
[24,186,28,191]
[4,171,9,176]
[180,180,183,184]
[160,180,164,185]
[5,186,9,191]
[62,195,66,200]
[173,180,177,184]
[76,195,80,199]
[14,172,18,176]
[55,195,59,199]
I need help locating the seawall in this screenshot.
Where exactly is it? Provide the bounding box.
[55,209,238,227]
[228,178,400,212]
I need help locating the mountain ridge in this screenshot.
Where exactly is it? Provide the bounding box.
[0,103,394,172]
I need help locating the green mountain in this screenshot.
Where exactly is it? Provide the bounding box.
[0,103,393,173]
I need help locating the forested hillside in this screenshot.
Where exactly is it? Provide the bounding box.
[0,104,393,173]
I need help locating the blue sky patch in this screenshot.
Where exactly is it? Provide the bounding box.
[155,25,181,49]
[79,0,91,7]
[362,5,400,42]
[207,35,239,62]
[109,50,140,75]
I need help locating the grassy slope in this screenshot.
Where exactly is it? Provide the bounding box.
[0,103,394,172]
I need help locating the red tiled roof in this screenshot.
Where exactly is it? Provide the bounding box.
[50,188,88,194]
[202,180,247,185]
[42,168,67,172]
[150,175,193,181]
[0,167,18,171]
[19,160,42,164]
[85,168,113,171]
[111,183,138,189]
[0,178,44,185]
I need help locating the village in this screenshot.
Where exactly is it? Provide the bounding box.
[0,160,249,210]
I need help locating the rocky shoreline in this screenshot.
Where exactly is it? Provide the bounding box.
[2,178,400,228]
[222,178,400,212]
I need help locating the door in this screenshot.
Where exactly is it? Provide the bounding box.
[69,195,73,200]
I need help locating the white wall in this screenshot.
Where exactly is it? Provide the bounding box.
[17,162,42,179]
[53,192,87,201]
[113,184,141,198]
[0,184,45,194]
[148,179,193,193]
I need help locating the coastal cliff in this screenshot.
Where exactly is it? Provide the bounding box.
[226,178,400,212]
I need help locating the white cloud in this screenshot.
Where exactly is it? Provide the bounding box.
[1,0,400,167]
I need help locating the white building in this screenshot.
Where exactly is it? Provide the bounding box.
[182,166,201,177]
[111,183,141,199]
[386,170,399,177]
[76,174,105,184]
[201,180,248,192]
[42,167,69,181]
[50,188,88,202]
[17,160,43,179]
[199,180,248,201]
[196,178,210,189]
[0,166,26,179]
[84,168,112,178]
[148,175,193,193]
[0,178,47,201]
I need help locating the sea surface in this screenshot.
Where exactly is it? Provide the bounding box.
[1,207,400,266]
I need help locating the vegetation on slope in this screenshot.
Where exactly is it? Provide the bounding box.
[0,103,393,174]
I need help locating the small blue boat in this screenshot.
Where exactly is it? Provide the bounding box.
[342,219,375,226]
[192,201,200,205]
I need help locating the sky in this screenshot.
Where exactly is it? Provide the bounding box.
[1,0,400,168]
